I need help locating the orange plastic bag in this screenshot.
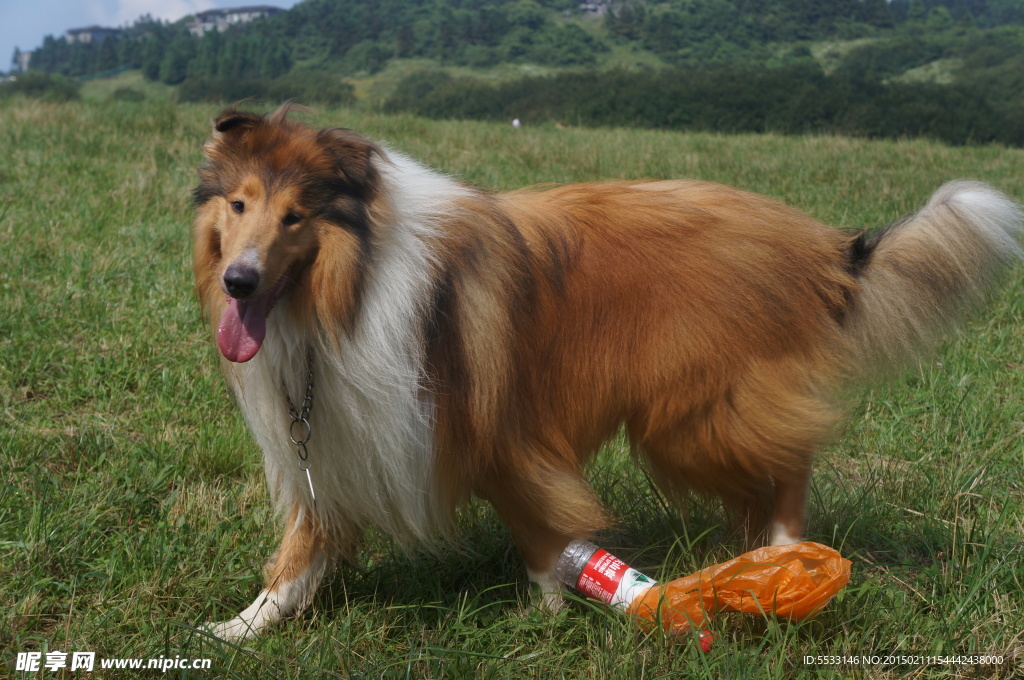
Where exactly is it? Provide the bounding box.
[627,541,852,634]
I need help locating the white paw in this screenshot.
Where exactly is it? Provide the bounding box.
[769,522,802,546]
[537,588,566,613]
[205,616,261,642]
[528,567,566,613]
[205,588,282,641]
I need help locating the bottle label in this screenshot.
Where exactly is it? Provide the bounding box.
[576,549,657,610]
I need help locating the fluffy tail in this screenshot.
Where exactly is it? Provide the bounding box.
[844,180,1023,371]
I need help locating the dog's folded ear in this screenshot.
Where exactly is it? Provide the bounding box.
[213,108,263,136]
[316,128,381,197]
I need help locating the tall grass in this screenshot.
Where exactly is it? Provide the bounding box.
[2,98,1022,678]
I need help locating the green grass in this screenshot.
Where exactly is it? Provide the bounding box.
[810,38,882,74]
[79,71,178,104]
[2,98,1023,678]
[344,58,568,108]
[890,58,965,85]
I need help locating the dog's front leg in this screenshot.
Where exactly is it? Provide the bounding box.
[208,504,330,641]
[478,460,608,612]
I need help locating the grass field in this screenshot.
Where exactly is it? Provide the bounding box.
[2,98,1023,679]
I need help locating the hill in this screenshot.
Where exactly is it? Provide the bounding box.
[12,0,1024,146]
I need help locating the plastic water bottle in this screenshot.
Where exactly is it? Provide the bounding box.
[553,539,657,611]
[554,539,716,650]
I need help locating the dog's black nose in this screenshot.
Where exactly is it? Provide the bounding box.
[223,264,260,299]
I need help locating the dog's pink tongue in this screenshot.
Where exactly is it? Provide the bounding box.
[217,297,269,363]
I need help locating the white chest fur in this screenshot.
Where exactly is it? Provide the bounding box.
[225,302,445,546]
[222,150,471,546]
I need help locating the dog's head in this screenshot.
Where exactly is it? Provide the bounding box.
[193,104,382,362]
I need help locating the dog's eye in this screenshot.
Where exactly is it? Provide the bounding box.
[282,213,302,227]
[230,200,245,214]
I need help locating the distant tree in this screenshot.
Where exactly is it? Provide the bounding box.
[396,24,416,58]
[189,30,221,78]
[861,0,895,28]
[474,5,510,45]
[258,41,292,78]
[158,31,196,84]
[95,36,119,72]
[141,26,170,80]
[69,44,94,77]
[927,6,955,30]
[890,0,910,23]
[435,8,458,60]
[505,0,547,31]
[908,0,928,23]
[607,2,647,41]
[217,39,240,79]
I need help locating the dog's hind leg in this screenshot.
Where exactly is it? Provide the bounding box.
[635,360,836,549]
[207,504,333,641]
[720,466,810,547]
[768,466,811,546]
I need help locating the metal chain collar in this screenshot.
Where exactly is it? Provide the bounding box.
[284,350,316,505]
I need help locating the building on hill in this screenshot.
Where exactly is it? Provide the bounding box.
[65,26,121,45]
[11,49,32,73]
[578,1,614,16]
[186,6,283,37]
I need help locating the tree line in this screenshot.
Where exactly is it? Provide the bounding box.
[384,65,1024,146]
[20,0,1024,80]
[604,0,1024,67]
[20,0,606,81]
[22,15,292,82]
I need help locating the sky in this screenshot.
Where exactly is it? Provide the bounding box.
[1,0,304,72]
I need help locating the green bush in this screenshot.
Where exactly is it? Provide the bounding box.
[383,70,454,113]
[110,87,145,102]
[177,72,355,106]
[341,40,392,75]
[267,72,356,106]
[0,72,80,101]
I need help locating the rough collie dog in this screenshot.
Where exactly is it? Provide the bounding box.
[193,105,1022,640]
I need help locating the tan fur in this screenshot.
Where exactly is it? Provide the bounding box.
[428,181,859,560]
[846,182,1022,369]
